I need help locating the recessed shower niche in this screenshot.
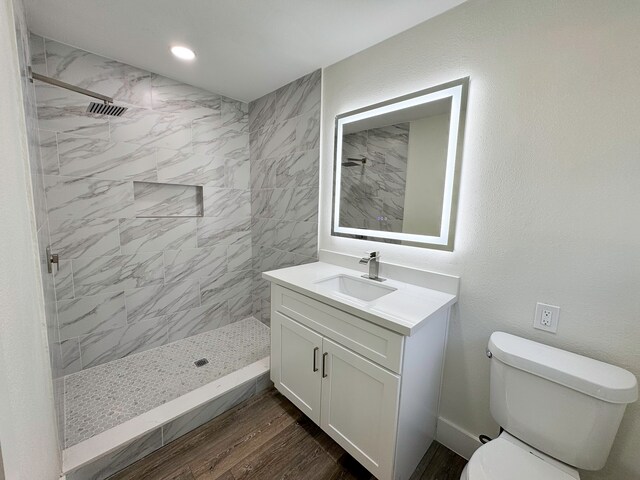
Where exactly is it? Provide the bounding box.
[133,181,204,218]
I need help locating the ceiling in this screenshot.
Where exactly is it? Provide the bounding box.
[25,0,465,102]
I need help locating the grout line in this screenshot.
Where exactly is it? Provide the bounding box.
[42,36,49,76]
[76,336,83,372]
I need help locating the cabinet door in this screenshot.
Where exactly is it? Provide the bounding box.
[271,311,323,424]
[320,338,400,480]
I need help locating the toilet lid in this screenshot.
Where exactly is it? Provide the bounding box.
[467,438,578,480]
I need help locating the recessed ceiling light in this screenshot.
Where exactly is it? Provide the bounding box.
[170,46,196,61]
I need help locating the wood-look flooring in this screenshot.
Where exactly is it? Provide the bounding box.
[109,389,467,480]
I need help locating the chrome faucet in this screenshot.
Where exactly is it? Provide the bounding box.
[359,251,385,282]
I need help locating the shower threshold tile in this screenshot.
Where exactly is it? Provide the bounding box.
[64,317,270,448]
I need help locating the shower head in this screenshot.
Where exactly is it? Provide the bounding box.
[342,157,367,167]
[29,68,128,117]
[87,102,128,117]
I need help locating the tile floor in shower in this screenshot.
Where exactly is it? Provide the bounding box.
[64,317,270,448]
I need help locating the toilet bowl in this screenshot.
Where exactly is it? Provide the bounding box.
[460,431,579,480]
[459,332,637,480]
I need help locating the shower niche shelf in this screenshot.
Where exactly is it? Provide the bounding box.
[133,181,204,218]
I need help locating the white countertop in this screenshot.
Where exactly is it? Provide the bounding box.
[262,262,457,336]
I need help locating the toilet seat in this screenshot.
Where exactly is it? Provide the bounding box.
[462,433,580,480]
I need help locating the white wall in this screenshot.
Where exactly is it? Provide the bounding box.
[0,0,62,478]
[320,1,640,478]
[403,114,449,236]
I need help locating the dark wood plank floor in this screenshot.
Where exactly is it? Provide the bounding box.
[109,389,467,480]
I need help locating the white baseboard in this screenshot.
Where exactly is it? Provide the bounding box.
[436,417,482,460]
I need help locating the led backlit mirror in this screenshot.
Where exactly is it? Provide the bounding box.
[332,77,468,250]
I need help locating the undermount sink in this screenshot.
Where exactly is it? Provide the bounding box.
[314,274,397,302]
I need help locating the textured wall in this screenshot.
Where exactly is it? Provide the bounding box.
[31,35,253,373]
[320,1,640,478]
[249,70,321,324]
[0,0,61,477]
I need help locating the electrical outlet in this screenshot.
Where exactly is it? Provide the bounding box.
[534,302,560,333]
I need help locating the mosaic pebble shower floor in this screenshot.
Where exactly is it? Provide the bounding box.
[64,317,270,447]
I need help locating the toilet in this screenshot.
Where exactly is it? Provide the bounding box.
[461,332,638,479]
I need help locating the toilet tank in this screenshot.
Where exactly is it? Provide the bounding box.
[488,332,637,471]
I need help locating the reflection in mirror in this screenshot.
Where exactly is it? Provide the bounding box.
[332,78,468,250]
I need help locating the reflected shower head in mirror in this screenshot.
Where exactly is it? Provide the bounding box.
[342,157,367,167]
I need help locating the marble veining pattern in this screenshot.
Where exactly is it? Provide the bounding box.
[31,34,317,373]
[196,216,251,247]
[203,187,251,218]
[38,105,111,139]
[151,74,221,120]
[200,270,253,306]
[78,315,168,369]
[38,130,60,175]
[275,69,321,123]
[64,318,270,447]
[56,134,157,181]
[109,106,192,151]
[229,295,254,322]
[45,175,136,220]
[156,149,225,187]
[163,246,227,283]
[340,124,409,231]
[248,70,321,324]
[54,260,75,300]
[50,218,121,259]
[166,301,230,342]
[58,291,127,340]
[124,280,200,323]
[72,251,164,297]
[119,217,196,254]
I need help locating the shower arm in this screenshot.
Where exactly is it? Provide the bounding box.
[28,67,114,104]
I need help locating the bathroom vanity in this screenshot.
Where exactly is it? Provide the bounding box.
[263,261,458,480]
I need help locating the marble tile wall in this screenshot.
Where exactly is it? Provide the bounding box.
[30,34,252,373]
[12,3,64,449]
[340,124,409,232]
[248,70,321,324]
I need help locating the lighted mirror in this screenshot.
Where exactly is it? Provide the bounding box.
[331,77,468,250]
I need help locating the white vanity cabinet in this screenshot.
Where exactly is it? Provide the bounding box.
[270,283,451,480]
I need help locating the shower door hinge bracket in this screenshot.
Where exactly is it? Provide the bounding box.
[46,246,59,274]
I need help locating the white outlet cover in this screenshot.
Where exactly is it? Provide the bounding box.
[534,302,560,333]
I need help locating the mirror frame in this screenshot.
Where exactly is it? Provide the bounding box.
[331,77,469,250]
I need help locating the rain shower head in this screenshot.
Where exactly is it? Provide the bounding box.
[87,102,128,117]
[29,68,128,117]
[342,157,367,167]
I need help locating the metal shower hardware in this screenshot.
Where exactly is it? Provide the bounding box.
[46,246,59,274]
[342,156,367,167]
[28,67,128,117]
